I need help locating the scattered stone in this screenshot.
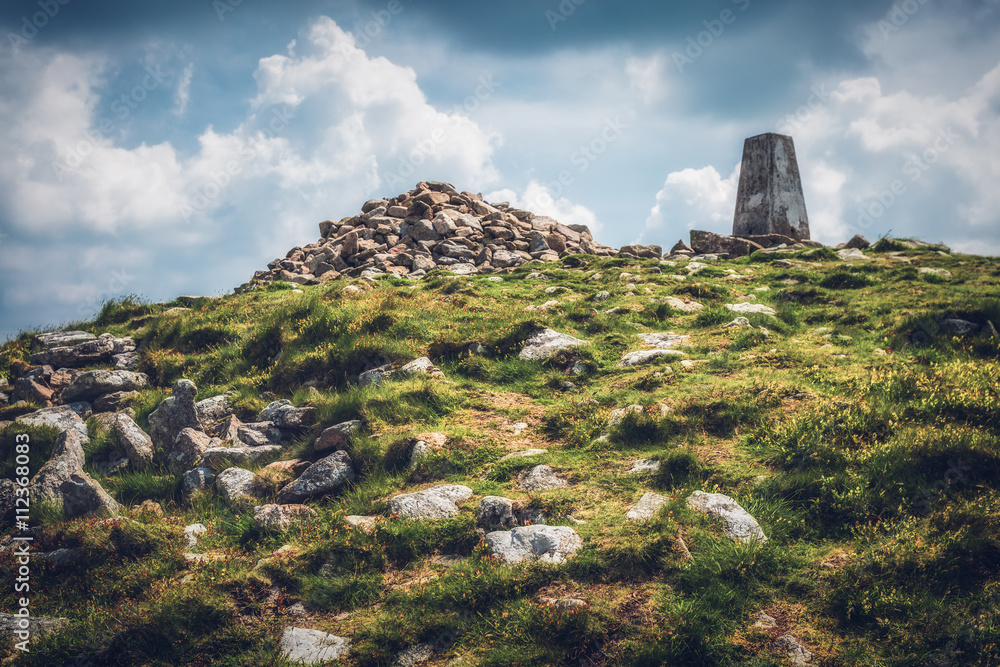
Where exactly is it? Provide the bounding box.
[655,296,704,312]
[500,448,548,461]
[30,430,119,519]
[111,413,154,467]
[253,504,317,532]
[627,492,668,521]
[485,525,583,565]
[518,465,568,491]
[345,515,381,533]
[837,248,871,261]
[0,614,70,639]
[149,379,201,460]
[593,291,611,302]
[618,349,685,367]
[314,420,363,453]
[686,491,768,544]
[35,330,96,349]
[182,468,214,498]
[388,485,473,520]
[168,428,219,473]
[183,523,207,550]
[774,635,813,666]
[637,332,691,348]
[393,643,435,667]
[726,303,776,316]
[543,597,587,610]
[844,234,870,250]
[93,390,140,414]
[200,445,283,471]
[257,401,316,429]
[276,451,355,504]
[216,467,258,506]
[280,627,351,665]
[15,405,89,443]
[518,329,589,362]
[753,611,778,630]
[723,317,752,328]
[628,459,661,475]
[359,357,444,387]
[195,394,234,427]
[941,319,977,335]
[689,230,764,258]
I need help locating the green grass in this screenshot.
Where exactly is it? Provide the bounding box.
[2,238,999,665]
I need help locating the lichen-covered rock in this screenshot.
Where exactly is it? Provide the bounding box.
[276,451,355,503]
[15,405,89,444]
[257,401,316,429]
[60,370,149,403]
[182,468,215,498]
[388,485,473,520]
[626,492,667,521]
[518,329,589,362]
[280,627,351,665]
[485,525,583,565]
[726,303,776,316]
[314,420,363,453]
[618,349,685,367]
[30,430,119,519]
[111,413,154,467]
[168,428,219,473]
[200,445,282,471]
[149,380,201,458]
[29,333,134,368]
[253,504,317,532]
[216,467,258,506]
[687,491,768,543]
[517,465,568,491]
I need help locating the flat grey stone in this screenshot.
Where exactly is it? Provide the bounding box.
[637,332,691,348]
[518,465,568,491]
[485,525,583,565]
[276,451,355,504]
[627,492,668,521]
[687,491,768,543]
[627,459,661,475]
[618,349,685,367]
[518,329,589,362]
[388,485,473,520]
[726,303,776,316]
[280,627,351,664]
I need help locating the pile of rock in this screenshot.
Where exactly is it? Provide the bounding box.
[680,230,826,259]
[244,181,618,286]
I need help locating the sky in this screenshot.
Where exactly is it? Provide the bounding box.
[1,0,999,339]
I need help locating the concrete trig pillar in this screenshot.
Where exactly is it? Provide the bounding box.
[733,133,810,240]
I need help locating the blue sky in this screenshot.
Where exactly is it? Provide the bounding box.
[2,0,999,339]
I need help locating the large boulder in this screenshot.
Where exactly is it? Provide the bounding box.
[110,413,154,467]
[388,485,473,520]
[35,330,96,349]
[689,230,764,258]
[29,333,135,368]
[149,379,201,458]
[518,329,589,362]
[686,491,768,543]
[280,627,351,665]
[276,451,355,504]
[60,370,148,403]
[30,430,119,519]
[15,405,89,444]
[485,525,583,565]
[167,428,219,473]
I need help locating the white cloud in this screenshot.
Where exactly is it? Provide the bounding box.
[640,164,740,243]
[486,181,603,237]
[174,62,193,115]
[625,54,667,104]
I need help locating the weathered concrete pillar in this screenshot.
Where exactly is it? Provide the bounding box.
[733,133,810,240]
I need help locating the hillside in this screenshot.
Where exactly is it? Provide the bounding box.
[1,212,999,665]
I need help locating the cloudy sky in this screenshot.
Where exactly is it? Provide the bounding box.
[1,0,999,339]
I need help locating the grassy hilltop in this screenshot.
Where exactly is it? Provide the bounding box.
[1,239,999,666]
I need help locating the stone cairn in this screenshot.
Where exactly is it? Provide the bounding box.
[244,181,626,288]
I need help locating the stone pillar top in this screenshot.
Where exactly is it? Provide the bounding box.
[733,133,810,240]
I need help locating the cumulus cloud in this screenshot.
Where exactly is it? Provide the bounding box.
[625,54,667,104]
[640,164,739,243]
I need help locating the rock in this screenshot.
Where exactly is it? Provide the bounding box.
[518,329,589,362]
[618,349,685,367]
[982,321,999,339]
[314,420,363,453]
[195,394,234,426]
[628,459,661,475]
[409,440,435,468]
[774,635,813,666]
[345,515,381,533]
[689,231,764,258]
[733,133,810,240]
[257,401,315,429]
[238,422,285,446]
[844,234,870,250]
[111,413,154,467]
[359,357,444,387]
[29,333,135,368]
[485,525,583,565]
[637,332,690,348]
[686,491,768,544]
[476,496,516,531]
[183,523,207,550]
[500,448,548,461]
[656,296,704,312]
[253,504,317,532]
[753,611,778,630]
[216,467,258,506]
[0,614,70,639]
[0,479,16,522]
[149,379,201,459]
[168,428,218,473]
[31,430,119,519]
[263,459,312,477]
[35,330,96,349]
[593,291,611,302]
[388,484,473,520]
[182,468,214,498]
[837,248,871,261]
[15,405,89,443]
[200,445,283,471]
[726,303,776,316]
[620,244,662,259]
[93,390,139,414]
[627,492,668,521]
[276,451,355,503]
[918,267,952,279]
[723,317,752,328]
[280,627,351,665]
[518,465,568,491]
[941,318,977,335]
[394,643,435,667]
